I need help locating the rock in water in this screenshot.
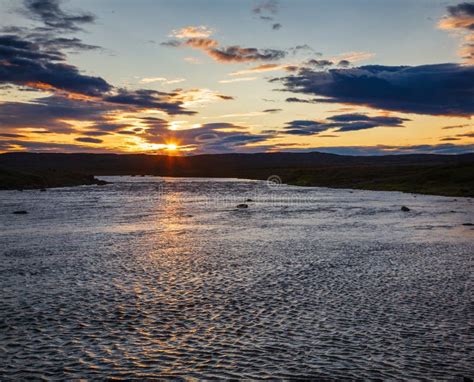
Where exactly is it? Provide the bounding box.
[246,198,253,202]
[401,206,410,212]
[236,204,248,209]
[13,210,28,215]
[462,223,474,226]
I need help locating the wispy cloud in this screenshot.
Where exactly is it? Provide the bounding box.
[230,63,296,76]
[21,0,95,32]
[184,56,202,64]
[331,51,375,64]
[252,0,283,30]
[219,77,258,83]
[253,0,279,16]
[442,124,472,130]
[282,114,409,135]
[140,77,186,85]
[140,77,167,83]
[171,88,234,107]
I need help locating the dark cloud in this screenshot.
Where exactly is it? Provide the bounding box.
[282,113,409,135]
[34,36,101,52]
[272,23,282,30]
[288,45,316,55]
[442,124,471,129]
[91,123,130,132]
[0,96,109,132]
[327,113,409,132]
[0,133,26,138]
[457,131,474,137]
[440,137,460,141]
[305,59,333,68]
[82,131,111,137]
[0,35,111,96]
[75,137,103,144]
[309,144,474,156]
[439,2,474,63]
[206,45,286,63]
[283,120,329,135]
[1,2,102,55]
[103,89,196,115]
[262,108,282,113]
[303,59,353,69]
[285,97,318,103]
[160,39,182,47]
[22,0,95,32]
[275,64,474,116]
[447,2,474,18]
[0,139,113,152]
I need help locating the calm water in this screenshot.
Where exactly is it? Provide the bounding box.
[1,176,473,380]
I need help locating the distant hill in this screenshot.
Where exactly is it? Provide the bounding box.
[1,151,473,196]
[1,151,473,175]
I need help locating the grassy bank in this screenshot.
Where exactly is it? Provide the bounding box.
[276,163,474,197]
[0,168,107,190]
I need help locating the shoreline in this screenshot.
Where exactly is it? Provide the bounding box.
[0,168,107,191]
[2,171,472,198]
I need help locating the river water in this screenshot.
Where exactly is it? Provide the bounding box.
[1,176,473,380]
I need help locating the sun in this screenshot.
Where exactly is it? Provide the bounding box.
[166,143,178,151]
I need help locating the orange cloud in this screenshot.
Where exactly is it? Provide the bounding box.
[230,63,296,76]
[163,34,287,63]
[184,37,219,49]
[438,3,474,64]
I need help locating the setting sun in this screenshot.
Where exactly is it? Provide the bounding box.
[166,143,178,151]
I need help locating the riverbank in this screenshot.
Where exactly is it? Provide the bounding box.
[277,163,474,197]
[0,168,107,190]
[1,152,472,196]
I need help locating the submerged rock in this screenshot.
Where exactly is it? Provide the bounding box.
[236,204,248,209]
[13,210,28,215]
[246,198,253,202]
[401,206,410,212]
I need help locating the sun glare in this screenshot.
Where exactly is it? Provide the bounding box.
[166,143,178,151]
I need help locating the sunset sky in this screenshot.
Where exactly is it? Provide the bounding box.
[0,0,473,155]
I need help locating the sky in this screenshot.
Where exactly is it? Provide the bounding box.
[0,0,473,155]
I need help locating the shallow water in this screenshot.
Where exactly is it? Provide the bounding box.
[1,176,473,380]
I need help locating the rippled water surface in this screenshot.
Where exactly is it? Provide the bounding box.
[1,176,473,380]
